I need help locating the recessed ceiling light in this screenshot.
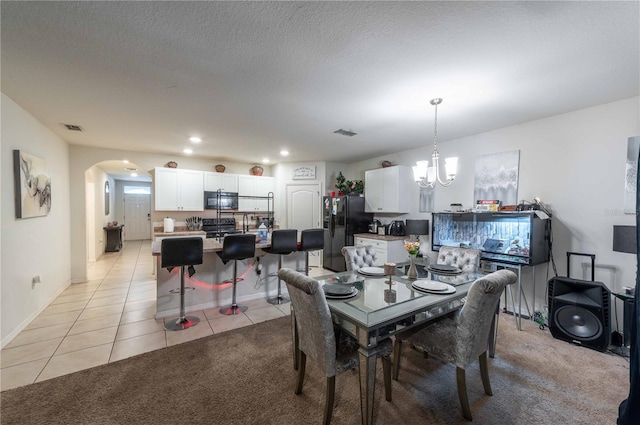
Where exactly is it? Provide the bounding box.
[183,148,193,154]
[189,137,201,143]
[262,158,270,164]
[123,159,129,164]
[280,150,289,156]
[131,172,138,177]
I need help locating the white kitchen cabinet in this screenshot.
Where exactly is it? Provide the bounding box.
[154,167,204,211]
[364,165,411,213]
[238,175,275,212]
[204,171,239,192]
[354,236,407,266]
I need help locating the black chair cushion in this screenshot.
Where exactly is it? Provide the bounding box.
[264,229,298,255]
[161,237,203,268]
[300,228,324,251]
[219,234,256,262]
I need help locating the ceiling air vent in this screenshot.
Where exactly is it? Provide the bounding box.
[63,124,83,131]
[334,128,357,137]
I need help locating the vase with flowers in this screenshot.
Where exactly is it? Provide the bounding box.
[404,241,420,280]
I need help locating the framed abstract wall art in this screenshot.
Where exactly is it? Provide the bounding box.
[624,136,640,214]
[474,150,520,206]
[13,150,51,219]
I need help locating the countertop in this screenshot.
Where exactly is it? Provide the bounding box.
[154,230,206,238]
[353,233,407,241]
[151,236,270,255]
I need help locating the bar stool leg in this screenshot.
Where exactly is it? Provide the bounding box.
[165,266,200,331]
[220,260,248,315]
[268,255,290,305]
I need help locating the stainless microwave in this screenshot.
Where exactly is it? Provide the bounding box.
[204,191,239,210]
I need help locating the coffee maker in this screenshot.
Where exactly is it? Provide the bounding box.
[389,220,405,236]
[368,219,382,234]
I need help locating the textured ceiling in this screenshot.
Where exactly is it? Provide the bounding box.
[2,1,639,170]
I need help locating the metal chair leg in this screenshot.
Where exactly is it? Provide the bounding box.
[165,265,200,331]
[220,260,248,315]
[268,254,290,305]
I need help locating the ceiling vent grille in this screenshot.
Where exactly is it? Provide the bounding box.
[63,124,83,131]
[334,128,357,137]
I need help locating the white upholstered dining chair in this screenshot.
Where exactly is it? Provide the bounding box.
[278,267,392,425]
[392,269,517,421]
[341,245,378,271]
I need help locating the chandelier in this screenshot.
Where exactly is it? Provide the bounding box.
[413,98,458,188]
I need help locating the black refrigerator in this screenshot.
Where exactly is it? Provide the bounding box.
[323,195,373,272]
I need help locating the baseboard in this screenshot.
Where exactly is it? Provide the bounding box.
[1,280,72,349]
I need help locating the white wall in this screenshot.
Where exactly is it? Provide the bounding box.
[350,97,640,315]
[1,94,71,346]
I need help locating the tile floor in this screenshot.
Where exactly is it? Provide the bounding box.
[0,240,330,392]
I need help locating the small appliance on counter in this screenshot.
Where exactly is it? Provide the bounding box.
[389,220,406,236]
[368,219,382,234]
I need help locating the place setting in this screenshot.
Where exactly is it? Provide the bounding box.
[426,264,463,276]
[322,283,359,300]
[356,266,386,276]
[410,279,457,295]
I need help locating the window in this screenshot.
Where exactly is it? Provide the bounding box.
[123,186,150,195]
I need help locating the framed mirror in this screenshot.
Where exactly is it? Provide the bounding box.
[105,181,110,215]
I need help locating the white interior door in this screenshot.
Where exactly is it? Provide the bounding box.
[124,194,151,240]
[286,183,322,266]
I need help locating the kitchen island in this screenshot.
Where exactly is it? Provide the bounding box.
[151,236,304,319]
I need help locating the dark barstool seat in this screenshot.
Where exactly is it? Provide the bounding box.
[299,229,324,276]
[263,229,298,305]
[218,234,256,315]
[161,237,203,331]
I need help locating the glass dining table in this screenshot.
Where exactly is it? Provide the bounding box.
[291,262,483,425]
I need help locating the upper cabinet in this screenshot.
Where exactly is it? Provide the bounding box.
[364,165,412,213]
[238,175,275,212]
[204,171,239,192]
[154,167,204,211]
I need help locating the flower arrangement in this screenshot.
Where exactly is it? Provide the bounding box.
[335,171,364,195]
[404,241,420,255]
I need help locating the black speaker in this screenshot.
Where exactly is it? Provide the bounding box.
[548,277,611,352]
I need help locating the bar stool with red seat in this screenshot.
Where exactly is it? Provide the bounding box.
[161,237,203,331]
[298,228,324,276]
[263,229,298,305]
[218,233,256,315]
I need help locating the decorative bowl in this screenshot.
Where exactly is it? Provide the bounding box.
[250,165,264,176]
[166,161,178,168]
[215,164,226,173]
[381,160,392,168]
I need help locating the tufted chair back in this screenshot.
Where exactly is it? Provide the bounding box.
[341,245,378,271]
[437,246,481,273]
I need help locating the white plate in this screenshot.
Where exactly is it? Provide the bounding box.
[412,280,449,292]
[411,283,456,295]
[325,288,359,299]
[357,267,386,276]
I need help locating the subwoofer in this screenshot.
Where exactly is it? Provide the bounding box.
[547,277,611,352]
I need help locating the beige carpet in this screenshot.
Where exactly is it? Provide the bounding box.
[0,315,630,425]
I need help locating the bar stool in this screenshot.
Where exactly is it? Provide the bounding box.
[299,228,324,276]
[161,237,203,331]
[263,229,298,305]
[218,234,256,315]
